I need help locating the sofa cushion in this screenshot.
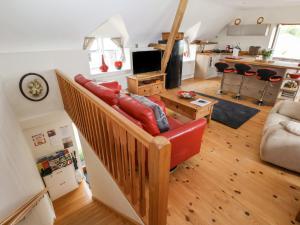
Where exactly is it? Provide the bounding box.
[280,121,300,136]
[117,95,160,136]
[278,101,300,121]
[112,105,143,128]
[263,113,291,134]
[167,116,183,130]
[75,74,91,86]
[84,81,118,106]
[99,81,122,94]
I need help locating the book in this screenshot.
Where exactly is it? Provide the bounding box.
[190,98,211,107]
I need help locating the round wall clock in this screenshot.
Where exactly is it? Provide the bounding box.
[257,17,264,24]
[234,18,242,25]
[19,73,49,102]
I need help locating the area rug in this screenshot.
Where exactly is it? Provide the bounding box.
[194,92,260,129]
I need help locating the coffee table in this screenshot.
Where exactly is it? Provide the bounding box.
[159,90,218,123]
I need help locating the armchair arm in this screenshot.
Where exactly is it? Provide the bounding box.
[269,100,284,114]
[160,118,207,168]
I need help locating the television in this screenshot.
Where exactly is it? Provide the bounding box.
[132,50,162,74]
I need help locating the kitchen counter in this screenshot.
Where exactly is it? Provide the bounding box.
[219,57,300,105]
[223,57,300,70]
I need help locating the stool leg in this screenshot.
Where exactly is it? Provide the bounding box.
[218,72,225,95]
[258,81,269,106]
[236,75,245,99]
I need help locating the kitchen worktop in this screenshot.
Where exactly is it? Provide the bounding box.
[223,57,300,70]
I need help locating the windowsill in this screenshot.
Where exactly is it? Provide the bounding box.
[90,68,132,78]
[273,57,300,63]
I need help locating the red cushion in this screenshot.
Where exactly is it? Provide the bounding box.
[84,81,118,106]
[244,71,256,76]
[99,81,122,94]
[224,68,235,73]
[167,116,183,130]
[117,95,160,136]
[75,74,91,86]
[112,106,143,128]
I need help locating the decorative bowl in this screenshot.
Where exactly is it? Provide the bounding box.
[177,91,196,99]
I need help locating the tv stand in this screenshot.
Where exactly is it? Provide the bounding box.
[127,71,166,96]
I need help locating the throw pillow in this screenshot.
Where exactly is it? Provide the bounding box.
[280,121,300,136]
[131,94,170,133]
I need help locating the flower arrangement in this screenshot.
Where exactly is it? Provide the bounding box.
[28,79,43,96]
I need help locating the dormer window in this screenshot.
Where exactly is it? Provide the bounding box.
[88,37,131,75]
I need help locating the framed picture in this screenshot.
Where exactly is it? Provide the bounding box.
[19,73,49,102]
[32,133,46,147]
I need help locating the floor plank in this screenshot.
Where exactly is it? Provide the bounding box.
[53,182,135,225]
[167,78,300,225]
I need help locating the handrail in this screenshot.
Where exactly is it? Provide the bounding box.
[55,70,171,225]
[0,188,47,225]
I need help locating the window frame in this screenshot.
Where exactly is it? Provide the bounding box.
[88,37,132,75]
[271,23,300,62]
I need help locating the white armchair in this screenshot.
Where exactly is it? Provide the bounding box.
[260,100,300,173]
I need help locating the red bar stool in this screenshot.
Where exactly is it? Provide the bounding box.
[215,62,235,94]
[256,69,283,105]
[234,63,256,99]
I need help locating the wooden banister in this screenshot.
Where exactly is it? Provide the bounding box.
[55,70,171,225]
[0,188,47,225]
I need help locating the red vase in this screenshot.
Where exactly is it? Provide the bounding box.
[99,55,108,72]
[114,61,123,70]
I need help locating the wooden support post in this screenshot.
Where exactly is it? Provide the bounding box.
[148,136,171,225]
[161,0,188,73]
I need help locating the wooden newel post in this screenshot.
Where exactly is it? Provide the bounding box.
[148,136,171,225]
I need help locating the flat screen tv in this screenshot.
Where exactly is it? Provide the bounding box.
[132,50,162,74]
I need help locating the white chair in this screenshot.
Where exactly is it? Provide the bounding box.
[260,100,300,173]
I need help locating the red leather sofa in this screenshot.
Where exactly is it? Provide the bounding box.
[75,74,207,169]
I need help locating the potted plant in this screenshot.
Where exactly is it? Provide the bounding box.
[261,49,273,61]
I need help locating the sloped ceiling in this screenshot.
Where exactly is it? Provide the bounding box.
[0,0,238,53]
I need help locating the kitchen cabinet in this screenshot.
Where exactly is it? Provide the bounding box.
[182,60,196,80]
[43,164,78,201]
[195,53,220,79]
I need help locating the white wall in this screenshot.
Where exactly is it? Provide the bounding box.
[0,50,90,121]
[79,132,143,225]
[214,6,300,51]
[22,111,82,170]
[0,81,55,224]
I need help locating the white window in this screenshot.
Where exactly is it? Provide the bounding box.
[272,24,300,60]
[89,38,131,74]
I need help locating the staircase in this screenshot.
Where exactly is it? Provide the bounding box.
[54,183,136,225]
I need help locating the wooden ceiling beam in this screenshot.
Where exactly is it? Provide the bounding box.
[160,0,188,73]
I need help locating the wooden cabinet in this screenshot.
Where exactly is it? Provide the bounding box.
[43,164,78,201]
[127,71,166,96]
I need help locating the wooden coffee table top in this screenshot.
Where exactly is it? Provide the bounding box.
[159,90,218,110]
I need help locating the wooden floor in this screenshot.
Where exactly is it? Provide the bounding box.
[53,182,134,225]
[167,78,300,225]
